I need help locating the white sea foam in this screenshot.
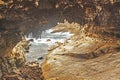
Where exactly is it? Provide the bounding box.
[25,29,73,45]
[25,28,73,62]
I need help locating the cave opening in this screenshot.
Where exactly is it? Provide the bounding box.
[0,0,120,80]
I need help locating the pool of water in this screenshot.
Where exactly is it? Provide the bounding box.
[25,29,73,63]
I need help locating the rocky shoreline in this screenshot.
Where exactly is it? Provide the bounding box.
[41,21,120,80]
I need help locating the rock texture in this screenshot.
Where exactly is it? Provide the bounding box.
[42,21,120,80]
[0,0,120,56]
[0,31,21,57]
[0,39,44,80]
[0,39,26,78]
[0,0,120,80]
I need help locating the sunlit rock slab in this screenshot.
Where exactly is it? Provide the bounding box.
[41,21,120,80]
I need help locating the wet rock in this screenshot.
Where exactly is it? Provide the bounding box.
[46,39,51,42]
[38,57,43,60]
[28,39,34,42]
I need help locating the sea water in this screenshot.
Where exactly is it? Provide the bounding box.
[25,29,73,63]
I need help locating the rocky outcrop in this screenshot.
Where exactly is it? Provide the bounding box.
[41,21,120,80]
[0,34,44,80]
[0,39,29,80]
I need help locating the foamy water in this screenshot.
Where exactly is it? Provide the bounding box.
[25,29,73,63]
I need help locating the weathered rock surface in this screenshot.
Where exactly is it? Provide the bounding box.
[42,21,120,80]
[0,39,43,80]
[0,40,26,79]
[0,0,120,80]
[0,0,120,57]
[1,61,43,80]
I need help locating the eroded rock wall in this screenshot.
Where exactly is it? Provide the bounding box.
[0,40,29,79]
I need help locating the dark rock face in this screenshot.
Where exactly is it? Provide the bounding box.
[0,31,21,57]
